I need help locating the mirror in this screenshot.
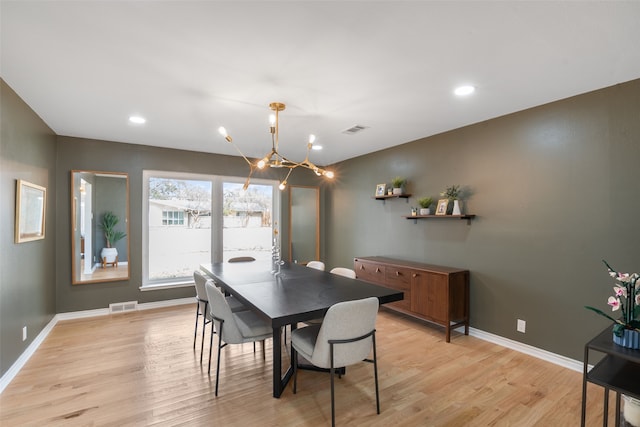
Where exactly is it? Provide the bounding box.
[71,170,130,284]
[288,186,319,264]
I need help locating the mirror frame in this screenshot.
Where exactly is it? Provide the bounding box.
[288,185,320,264]
[71,170,130,284]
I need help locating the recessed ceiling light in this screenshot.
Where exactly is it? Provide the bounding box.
[129,115,146,124]
[454,85,475,96]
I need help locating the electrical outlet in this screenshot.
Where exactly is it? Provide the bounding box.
[517,319,526,333]
[22,326,27,341]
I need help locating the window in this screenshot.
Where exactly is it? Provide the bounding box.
[142,171,279,288]
[162,210,185,226]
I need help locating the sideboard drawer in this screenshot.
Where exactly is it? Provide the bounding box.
[354,259,385,284]
[384,266,412,311]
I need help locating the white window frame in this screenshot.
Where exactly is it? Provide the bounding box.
[141,170,280,290]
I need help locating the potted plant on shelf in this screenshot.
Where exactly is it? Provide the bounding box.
[441,184,462,215]
[391,176,406,195]
[417,197,433,215]
[99,211,126,267]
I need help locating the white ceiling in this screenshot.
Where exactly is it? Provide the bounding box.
[2,1,640,166]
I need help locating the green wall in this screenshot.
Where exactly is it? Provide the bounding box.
[1,80,57,377]
[325,79,640,360]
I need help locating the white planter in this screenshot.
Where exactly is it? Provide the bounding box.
[419,208,431,215]
[392,187,402,195]
[452,200,462,215]
[101,247,118,264]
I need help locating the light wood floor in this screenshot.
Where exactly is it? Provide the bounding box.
[0,304,620,426]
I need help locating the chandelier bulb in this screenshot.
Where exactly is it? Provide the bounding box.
[308,134,316,144]
[218,126,232,143]
[279,181,286,191]
[324,170,335,179]
[269,114,276,125]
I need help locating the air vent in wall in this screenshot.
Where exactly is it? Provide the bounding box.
[341,125,368,135]
[109,301,138,313]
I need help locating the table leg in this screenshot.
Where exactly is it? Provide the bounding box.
[272,325,294,398]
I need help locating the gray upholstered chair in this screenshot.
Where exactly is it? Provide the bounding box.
[306,260,325,271]
[329,267,356,279]
[193,270,245,363]
[291,297,380,426]
[205,281,272,396]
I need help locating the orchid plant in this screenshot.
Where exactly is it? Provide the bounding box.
[585,260,640,337]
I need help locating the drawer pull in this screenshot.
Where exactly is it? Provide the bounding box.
[412,273,418,278]
[396,271,401,276]
[359,265,364,270]
[376,267,381,273]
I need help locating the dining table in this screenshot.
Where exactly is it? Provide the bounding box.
[200,260,404,398]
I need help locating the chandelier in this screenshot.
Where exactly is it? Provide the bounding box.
[218,102,334,191]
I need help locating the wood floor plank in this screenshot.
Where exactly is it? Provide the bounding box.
[0,304,618,426]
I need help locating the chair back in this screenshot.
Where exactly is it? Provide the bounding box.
[204,280,244,344]
[193,270,209,315]
[311,297,379,368]
[306,261,325,271]
[329,267,356,279]
[228,256,256,263]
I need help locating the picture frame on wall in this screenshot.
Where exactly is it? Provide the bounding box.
[375,183,387,196]
[435,199,449,216]
[15,179,47,243]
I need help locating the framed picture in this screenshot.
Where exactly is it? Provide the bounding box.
[15,179,47,243]
[376,183,387,196]
[435,199,449,216]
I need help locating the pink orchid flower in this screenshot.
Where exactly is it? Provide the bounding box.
[614,286,627,298]
[608,296,621,311]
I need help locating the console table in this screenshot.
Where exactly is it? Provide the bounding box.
[581,326,640,426]
[354,256,469,342]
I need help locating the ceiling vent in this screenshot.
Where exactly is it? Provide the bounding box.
[341,125,368,135]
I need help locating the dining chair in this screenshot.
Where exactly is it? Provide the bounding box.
[205,280,272,396]
[291,297,380,427]
[329,267,356,279]
[193,270,246,363]
[228,256,256,263]
[306,260,325,271]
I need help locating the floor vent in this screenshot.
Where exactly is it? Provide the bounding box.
[109,301,138,313]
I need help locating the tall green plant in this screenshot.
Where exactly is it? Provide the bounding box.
[100,211,126,248]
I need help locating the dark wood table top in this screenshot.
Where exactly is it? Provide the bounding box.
[200,261,404,328]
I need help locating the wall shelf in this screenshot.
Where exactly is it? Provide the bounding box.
[403,214,476,225]
[373,194,411,204]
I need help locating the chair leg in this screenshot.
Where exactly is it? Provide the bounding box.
[372,332,380,414]
[215,322,224,396]
[193,303,200,349]
[330,344,336,427]
[207,319,215,374]
[200,302,208,363]
[261,340,265,359]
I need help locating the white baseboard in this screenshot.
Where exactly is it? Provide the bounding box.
[469,327,583,373]
[0,297,194,394]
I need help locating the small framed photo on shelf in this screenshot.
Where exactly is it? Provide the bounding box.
[375,183,387,197]
[435,199,449,216]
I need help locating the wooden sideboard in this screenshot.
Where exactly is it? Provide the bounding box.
[354,256,470,342]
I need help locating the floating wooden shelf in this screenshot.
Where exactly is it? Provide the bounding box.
[403,214,476,225]
[373,193,412,204]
